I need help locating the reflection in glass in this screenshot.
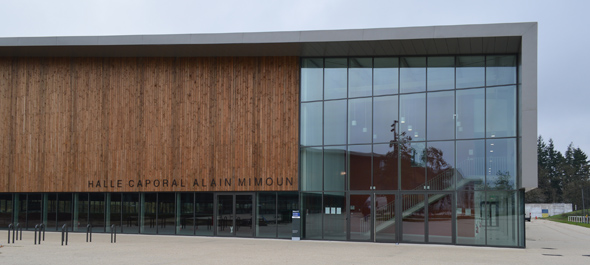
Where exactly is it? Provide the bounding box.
[348,98,372,144]
[107,193,122,232]
[373,144,398,190]
[235,195,253,237]
[486,86,516,138]
[401,142,426,190]
[373,96,398,144]
[300,102,322,146]
[375,194,396,242]
[257,193,277,238]
[141,193,157,234]
[301,147,323,191]
[216,194,233,236]
[178,193,194,235]
[323,192,346,240]
[348,145,372,190]
[0,194,13,229]
[324,100,347,145]
[324,58,347,100]
[74,193,88,232]
[486,138,517,190]
[456,140,486,190]
[277,192,299,239]
[301,58,324,101]
[486,55,517,87]
[400,93,425,142]
[456,56,485,89]
[427,91,454,141]
[374,57,398,96]
[194,193,214,236]
[402,194,425,243]
[349,58,372,98]
[400,57,426,93]
[46,194,58,230]
[427,57,454,91]
[456,190,486,245]
[57,193,73,231]
[301,192,322,239]
[486,191,519,246]
[122,193,140,234]
[428,193,453,243]
[324,146,346,191]
[350,194,372,241]
[426,141,455,190]
[456,88,484,139]
[157,193,175,235]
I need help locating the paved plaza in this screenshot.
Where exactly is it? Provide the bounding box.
[1,219,589,264]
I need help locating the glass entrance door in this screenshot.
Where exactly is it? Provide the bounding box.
[349,193,397,242]
[216,194,254,237]
[401,192,453,244]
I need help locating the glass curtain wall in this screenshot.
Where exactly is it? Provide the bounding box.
[300,55,521,247]
[0,194,13,229]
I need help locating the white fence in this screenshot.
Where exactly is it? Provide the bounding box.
[567,216,589,223]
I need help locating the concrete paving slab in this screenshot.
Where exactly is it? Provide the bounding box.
[1,219,589,265]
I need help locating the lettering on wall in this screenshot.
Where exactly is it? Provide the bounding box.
[87,177,295,190]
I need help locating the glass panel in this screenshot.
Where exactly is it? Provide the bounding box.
[157,193,175,235]
[374,57,399,96]
[89,193,105,232]
[348,97,372,144]
[350,194,372,241]
[27,194,42,230]
[426,141,455,191]
[324,146,346,191]
[178,193,194,235]
[456,190,486,245]
[301,192,322,239]
[427,57,454,91]
[217,195,233,236]
[375,194,396,242]
[16,194,26,228]
[122,193,140,234]
[456,140,486,190]
[236,195,253,237]
[400,57,426,93]
[323,192,346,240]
[486,55,517,87]
[194,193,214,236]
[486,85,516,138]
[277,192,299,239]
[349,57,372,98]
[0,194,13,228]
[427,91,454,141]
[401,142,426,190]
[486,138,517,190]
[73,193,88,232]
[456,88,485,139]
[324,100,347,145]
[402,194,425,243]
[348,144,372,191]
[57,193,73,231]
[300,102,322,146]
[257,192,277,238]
[108,193,122,231]
[400,93,425,142]
[301,58,324,101]
[141,193,157,234]
[324,58,347,100]
[373,143,398,190]
[428,193,452,244]
[300,147,323,191]
[373,95,398,144]
[46,194,57,230]
[456,56,485,89]
[486,191,519,246]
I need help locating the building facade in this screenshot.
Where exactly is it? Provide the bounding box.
[0,23,537,247]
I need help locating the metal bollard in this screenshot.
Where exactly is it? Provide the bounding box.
[34,224,39,245]
[111,224,117,243]
[7,223,13,244]
[16,223,22,241]
[61,224,69,246]
[86,224,92,242]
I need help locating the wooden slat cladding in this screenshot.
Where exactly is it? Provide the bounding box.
[0,57,300,192]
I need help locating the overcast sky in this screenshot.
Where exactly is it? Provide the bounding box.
[1,0,589,154]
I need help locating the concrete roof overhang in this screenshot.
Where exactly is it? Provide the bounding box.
[0,22,536,57]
